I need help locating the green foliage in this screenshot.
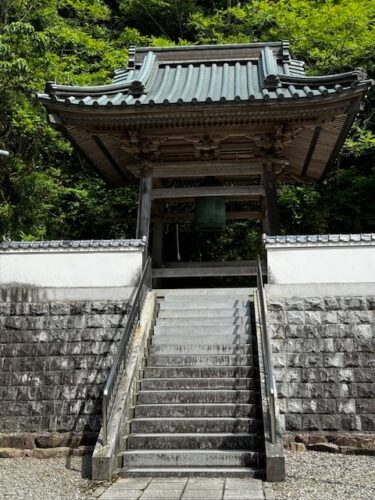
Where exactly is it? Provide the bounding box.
[169,222,262,262]
[0,0,135,240]
[343,124,375,157]
[190,2,275,44]
[118,0,200,41]
[278,184,327,234]
[0,0,374,249]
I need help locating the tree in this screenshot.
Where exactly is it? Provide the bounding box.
[0,0,374,246]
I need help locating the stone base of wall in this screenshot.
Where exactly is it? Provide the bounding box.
[267,292,375,433]
[284,431,375,455]
[0,431,96,458]
[0,446,94,458]
[0,292,131,434]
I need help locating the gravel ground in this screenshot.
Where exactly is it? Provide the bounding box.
[0,451,374,499]
[0,456,93,500]
[265,450,375,500]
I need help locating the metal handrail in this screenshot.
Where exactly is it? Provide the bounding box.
[102,256,152,446]
[256,255,277,444]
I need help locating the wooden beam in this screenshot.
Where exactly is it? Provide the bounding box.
[151,211,262,223]
[263,164,281,235]
[301,126,322,178]
[128,162,264,179]
[92,135,127,182]
[136,175,152,240]
[153,260,263,278]
[152,222,164,266]
[152,185,265,200]
[260,198,269,234]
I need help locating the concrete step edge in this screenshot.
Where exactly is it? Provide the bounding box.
[128,432,257,437]
[137,390,255,394]
[131,417,256,422]
[140,377,252,382]
[119,466,262,473]
[120,450,262,456]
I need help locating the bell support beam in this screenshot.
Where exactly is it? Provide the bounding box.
[136,174,153,241]
[128,161,265,179]
[150,211,262,223]
[263,162,281,235]
[151,185,265,200]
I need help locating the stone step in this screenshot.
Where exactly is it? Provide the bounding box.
[158,288,254,297]
[130,417,258,434]
[140,377,253,391]
[148,344,252,355]
[143,366,255,379]
[121,450,262,468]
[154,325,250,336]
[159,299,249,309]
[133,403,257,418]
[127,432,260,450]
[146,354,254,367]
[158,287,253,295]
[152,334,253,345]
[120,466,262,478]
[158,308,250,319]
[156,317,250,326]
[137,390,255,405]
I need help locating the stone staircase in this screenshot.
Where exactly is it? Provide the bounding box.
[120,289,265,477]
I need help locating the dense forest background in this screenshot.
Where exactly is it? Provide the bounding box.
[0,0,374,260]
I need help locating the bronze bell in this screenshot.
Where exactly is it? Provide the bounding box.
[195,197,226,232]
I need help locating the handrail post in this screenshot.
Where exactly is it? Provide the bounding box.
[256,254,277,444]
[101,254,152,449]
[102,393,108,446]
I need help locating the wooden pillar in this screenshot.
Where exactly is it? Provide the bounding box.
[263,163,281,235]
[260,198,270,234]
[136,174,152,241]
[152,221,164,266]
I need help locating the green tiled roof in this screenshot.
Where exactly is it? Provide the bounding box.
[39,41,372,108]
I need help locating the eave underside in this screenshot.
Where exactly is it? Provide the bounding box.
[49,93,364,188]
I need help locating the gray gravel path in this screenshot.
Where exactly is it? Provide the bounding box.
[0,456,93,499]
[0,451,374,499]
[265,450,375,500]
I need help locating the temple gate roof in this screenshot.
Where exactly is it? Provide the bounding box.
[40,42,370,107]
[38,41,373,187]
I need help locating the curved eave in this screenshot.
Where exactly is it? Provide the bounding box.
[37,82,371,187]
[38,79,372,110]
[38,80,373,115]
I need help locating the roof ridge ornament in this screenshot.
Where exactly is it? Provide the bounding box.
[128,46,136,68]
[261,47,281,89]
[281,41,291,62]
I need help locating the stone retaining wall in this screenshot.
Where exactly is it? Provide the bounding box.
[0,292,130,435]
[267,295,374,433]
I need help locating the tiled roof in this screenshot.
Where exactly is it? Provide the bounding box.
[38,42,372,108]
[263,234,375,246]
[0,239,146,251]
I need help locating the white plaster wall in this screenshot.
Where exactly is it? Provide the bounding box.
[0,250,143,288]
[267,246,375,284]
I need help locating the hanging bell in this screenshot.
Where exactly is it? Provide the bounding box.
[195,197,226,232]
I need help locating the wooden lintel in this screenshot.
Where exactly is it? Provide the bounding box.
[129,162,264,179]
[151,211,262,223]
[151,185,265,200]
